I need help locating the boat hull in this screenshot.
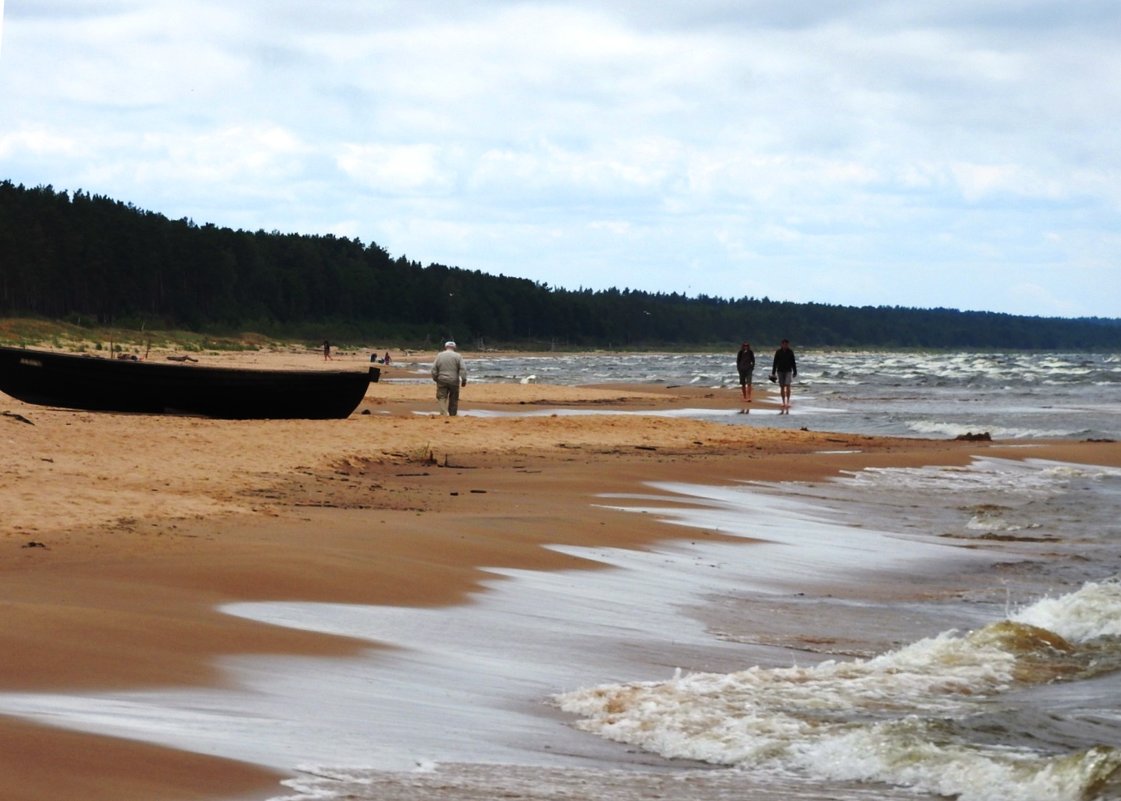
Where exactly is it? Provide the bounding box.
[0,346,372,419]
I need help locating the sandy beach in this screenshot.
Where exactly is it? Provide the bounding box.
[2,346,1119,801]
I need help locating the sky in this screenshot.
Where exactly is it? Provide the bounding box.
[1,1,1119,319]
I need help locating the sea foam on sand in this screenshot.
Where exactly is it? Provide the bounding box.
[0,480,979,774]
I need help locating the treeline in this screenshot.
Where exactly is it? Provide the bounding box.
[2,181,1119,349]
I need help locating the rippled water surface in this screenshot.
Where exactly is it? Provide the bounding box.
[452,350,1121,439]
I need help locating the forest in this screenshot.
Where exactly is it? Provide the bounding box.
[2,181,1118,350]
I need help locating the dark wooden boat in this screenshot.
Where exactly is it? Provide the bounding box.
[0,345,375,419]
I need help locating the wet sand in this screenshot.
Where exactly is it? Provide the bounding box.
[2,346,1119,801]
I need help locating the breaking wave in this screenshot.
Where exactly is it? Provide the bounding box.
[556,580,1121,801]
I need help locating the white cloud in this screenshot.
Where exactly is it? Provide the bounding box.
[0,126,84,159]
[337,143,453,195]
[0,0,1118,317]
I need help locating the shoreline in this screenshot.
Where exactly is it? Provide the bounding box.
[2,357,1119,801]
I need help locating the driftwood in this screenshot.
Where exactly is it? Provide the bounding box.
[2,410,34,425]
[166,354,199,363]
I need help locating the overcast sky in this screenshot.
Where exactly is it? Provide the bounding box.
[1,1,1118,318]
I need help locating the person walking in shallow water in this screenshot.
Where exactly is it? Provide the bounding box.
[736,341,755,403]
[770,338,797,412]
[431,340,468,416]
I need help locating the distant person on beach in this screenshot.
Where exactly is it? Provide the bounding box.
[323,340,332,361]
[431,341,468,416]
[736,342,755,402]
[770,339,797,411]
[383,351,392,365]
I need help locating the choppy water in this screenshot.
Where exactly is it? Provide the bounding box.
[454,350,1121,440]
[557,459,1121,801]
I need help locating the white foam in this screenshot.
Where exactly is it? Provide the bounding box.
[0,473,985,777]
[905,419,1076,440]
[1012,579,1121,642]
[556,582,1121,801]
[840,457,1121,498]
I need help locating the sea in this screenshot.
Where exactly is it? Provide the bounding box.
[458,349,1121,441]
[1,350,1120,801]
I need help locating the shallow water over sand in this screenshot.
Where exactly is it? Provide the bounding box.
[1,457,1119,800]
[451,350,1121,440]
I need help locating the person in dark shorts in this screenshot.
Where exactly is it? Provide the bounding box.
[736,341,755,402]
[770,339,797,411]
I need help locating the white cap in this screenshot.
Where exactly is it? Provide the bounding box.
[444,341,456,348]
